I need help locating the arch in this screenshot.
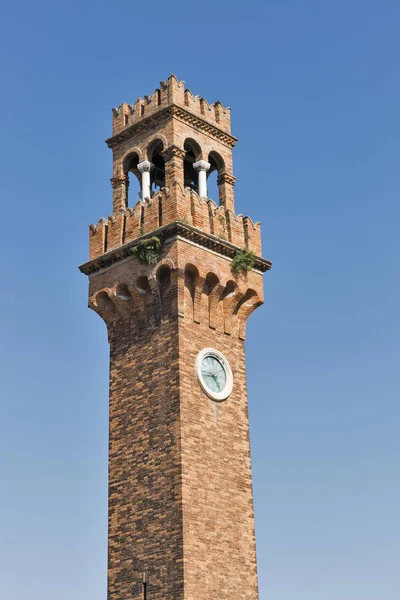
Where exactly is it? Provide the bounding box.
[221,280,244,335]
[95,290,115,312]
[136,275,151,295]
[123,151,141,207]
[184,263,199,321]
[115,283,131,299]
[147,138,166,192]
[111,283,133,315]
[151,257,176,279]
[184,138,202,192]
[156,264,172,306]
[184,137,202,160]
[146,135,167,159]
[234,289,263,339]
[203,272,223,329]
[122,148,142,172]
[233,288,258,316]
[208,151,225,204]
[91,290,116,325]
[208,151,225,174]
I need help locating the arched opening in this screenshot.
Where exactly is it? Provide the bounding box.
[184,263,199,320]
[96,291,115,316]
[184,139,201,192]
[115,283,131,300]
[203,272,221,326]
[157,265,172,303]
[221,280,238,302]
[148,140,165,192]
[208,151,225,204]
[123,152,141,206]
[136,276,151,295]
[203,272,219,295]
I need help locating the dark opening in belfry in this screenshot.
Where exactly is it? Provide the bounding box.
[148,140,165,191]
[183,139,201,192]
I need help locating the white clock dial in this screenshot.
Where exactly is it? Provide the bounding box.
[195,348,233,401]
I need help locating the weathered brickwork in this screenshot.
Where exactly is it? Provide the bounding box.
[80,76,271,600]
[89,190,262,261]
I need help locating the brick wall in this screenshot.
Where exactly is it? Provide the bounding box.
[87,235,264,599]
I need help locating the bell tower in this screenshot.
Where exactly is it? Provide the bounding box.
[79,75,271,600]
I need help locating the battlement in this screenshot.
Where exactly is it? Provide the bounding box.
[89,186,261,261]
[112,74,231,137]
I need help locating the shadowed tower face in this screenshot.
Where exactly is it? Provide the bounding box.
[79,75,271,600]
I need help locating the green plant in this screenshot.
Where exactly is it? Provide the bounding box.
[177,215,189,224]
[231,249,255,276]
[132,236,162,265]
[218,214,227,233]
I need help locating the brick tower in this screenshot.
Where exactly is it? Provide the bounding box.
[79,75,271,600]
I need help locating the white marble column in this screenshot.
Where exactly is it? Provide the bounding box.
[193,160,211,198]
[137,160,153,200]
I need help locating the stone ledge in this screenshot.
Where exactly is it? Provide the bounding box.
[79,222,272,276]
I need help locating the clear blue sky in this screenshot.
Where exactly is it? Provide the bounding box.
[0,1,399,598]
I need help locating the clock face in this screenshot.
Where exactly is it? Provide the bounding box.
[195,348,233,401]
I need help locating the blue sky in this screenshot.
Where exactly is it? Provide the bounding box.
[0,1,399,598]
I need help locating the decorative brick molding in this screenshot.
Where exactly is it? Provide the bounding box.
[89,252,262,340]
[85,187,264,261]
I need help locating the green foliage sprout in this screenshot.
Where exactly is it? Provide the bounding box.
[231,249,255,276]
[132,236,162,265]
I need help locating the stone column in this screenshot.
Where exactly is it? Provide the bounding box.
[193,160,210,198]
[137,160,153,200]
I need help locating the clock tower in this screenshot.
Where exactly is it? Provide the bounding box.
[79,75,271,600]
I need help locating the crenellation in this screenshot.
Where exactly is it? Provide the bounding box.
[126,202,142,240]
[89,218,108,260]
[141,196,161,235]
[226,210,245,248]
[190,193,210,232]
[211,204,229,241]
[89,188,262,260]
[111,74,231,137]
[243,216,262,255]
[164,73,185,105]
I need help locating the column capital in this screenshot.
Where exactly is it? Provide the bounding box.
[137,160,153,174]
[193,160,211,173]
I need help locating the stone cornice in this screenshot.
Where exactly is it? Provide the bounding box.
[106,105,238,150]
[171,106,238,147]
[79,222,272,276]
